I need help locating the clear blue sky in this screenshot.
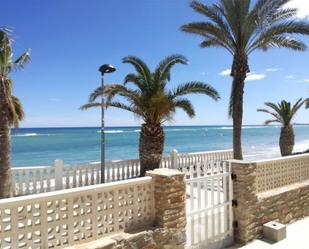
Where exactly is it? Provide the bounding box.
[3,0,309,127]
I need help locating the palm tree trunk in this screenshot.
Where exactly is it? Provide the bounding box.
[279,125,295,156]
[231,54,249,160]
[139,123,164,176]
[0,78,11,198]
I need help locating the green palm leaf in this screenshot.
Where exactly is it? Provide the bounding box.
[82,55,219,125]
[171,81,220,100]
[258,98,307,127]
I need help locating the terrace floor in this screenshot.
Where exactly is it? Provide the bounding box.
[227,217,309,249]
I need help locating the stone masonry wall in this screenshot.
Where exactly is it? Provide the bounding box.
[231,160,309,244]
[66,168,186,249]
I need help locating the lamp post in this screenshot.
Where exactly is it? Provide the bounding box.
[98,64,116,183]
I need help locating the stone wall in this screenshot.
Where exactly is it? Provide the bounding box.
[65,168,186,249]
[231,160,309,244]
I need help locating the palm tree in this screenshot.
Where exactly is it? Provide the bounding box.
[257,99,307,156]
[0,28,29,198]
[81,55,220,176]
[181,0,309,159]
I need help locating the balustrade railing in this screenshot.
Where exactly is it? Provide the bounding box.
[11,148,233,196]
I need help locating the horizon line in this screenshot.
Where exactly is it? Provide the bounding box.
[13,123,309,129]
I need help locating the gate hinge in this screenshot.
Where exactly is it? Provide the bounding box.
[233,221,238,228]
[232,199,238,207]
[231,173,237,180]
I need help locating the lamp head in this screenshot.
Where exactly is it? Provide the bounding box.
[99,64,116,75]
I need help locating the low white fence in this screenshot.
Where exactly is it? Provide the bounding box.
[11,149,233,196]
[0,177,154,249]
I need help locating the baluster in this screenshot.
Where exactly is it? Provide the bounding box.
[136,161,140,177]
[46,168,51,192]
[72,167,77,188]
[111,163,115,181]
[39,169,44,193]
[17,170,21,196]
[105,162,110,183]
[28,168,33,194]
[120,162,125,180]
[95,165,100,184]
[115,164,120,181]
[33,169,37,194]
[66,169,70,189]
[24,169,30,195]
[89,167,94,185]
[126,161,129,179]
[10,170,16,197]
[84,167,89,186]
[78,167,83,187]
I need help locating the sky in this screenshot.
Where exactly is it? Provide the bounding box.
[2,0,309,127]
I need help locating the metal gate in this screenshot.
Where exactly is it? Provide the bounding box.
[180,160,233,249]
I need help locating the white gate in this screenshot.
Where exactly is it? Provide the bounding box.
[180,160,233,249]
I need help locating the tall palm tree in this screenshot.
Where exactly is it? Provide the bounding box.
[81,55,220,176]
[0,28,29,198]
[257,98,307,156]
[181,0,309,159]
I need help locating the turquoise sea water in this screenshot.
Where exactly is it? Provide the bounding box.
[11,125,309,167]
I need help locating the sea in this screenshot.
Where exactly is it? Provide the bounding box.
[10,125,309,167]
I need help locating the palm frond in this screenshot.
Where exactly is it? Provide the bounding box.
[181,21,235,54]
[291,98,308,117]
[264,119,280,125]
[14,50,31,69]
[257,98,306,127]
[171,81,220,100]
[154,54,188,82]
[104,84,141,104]
[80,102,102,110]
[8,95,24,128]
[191,1,234,42]
[123,73,145,91]
[83,54,218,125]
[122,56,151,84]
[174,98,195,118]
[89,86,103,102]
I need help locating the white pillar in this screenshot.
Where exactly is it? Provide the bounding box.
[54,159,63,190]
[170,149,178,169]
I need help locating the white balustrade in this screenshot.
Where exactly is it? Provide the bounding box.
[10,149,233,196]
[0,177,154,249]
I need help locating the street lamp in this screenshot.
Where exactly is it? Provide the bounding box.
[98,64,116,183]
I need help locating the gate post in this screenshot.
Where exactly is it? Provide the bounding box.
[170,149,178,169]
[146,168,186,248]
[230,160,260,244]
[54,159,63,190]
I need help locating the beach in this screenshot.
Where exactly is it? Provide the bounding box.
[11,125,309,166]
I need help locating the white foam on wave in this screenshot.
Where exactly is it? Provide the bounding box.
[293,140,309,153]
[98,129,141,134]
[219,127,233,130]
[13,133,39,137]
[104,130,124,134]
[215,126,267,131]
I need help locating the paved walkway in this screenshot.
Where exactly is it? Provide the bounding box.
[227,217,309,249]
